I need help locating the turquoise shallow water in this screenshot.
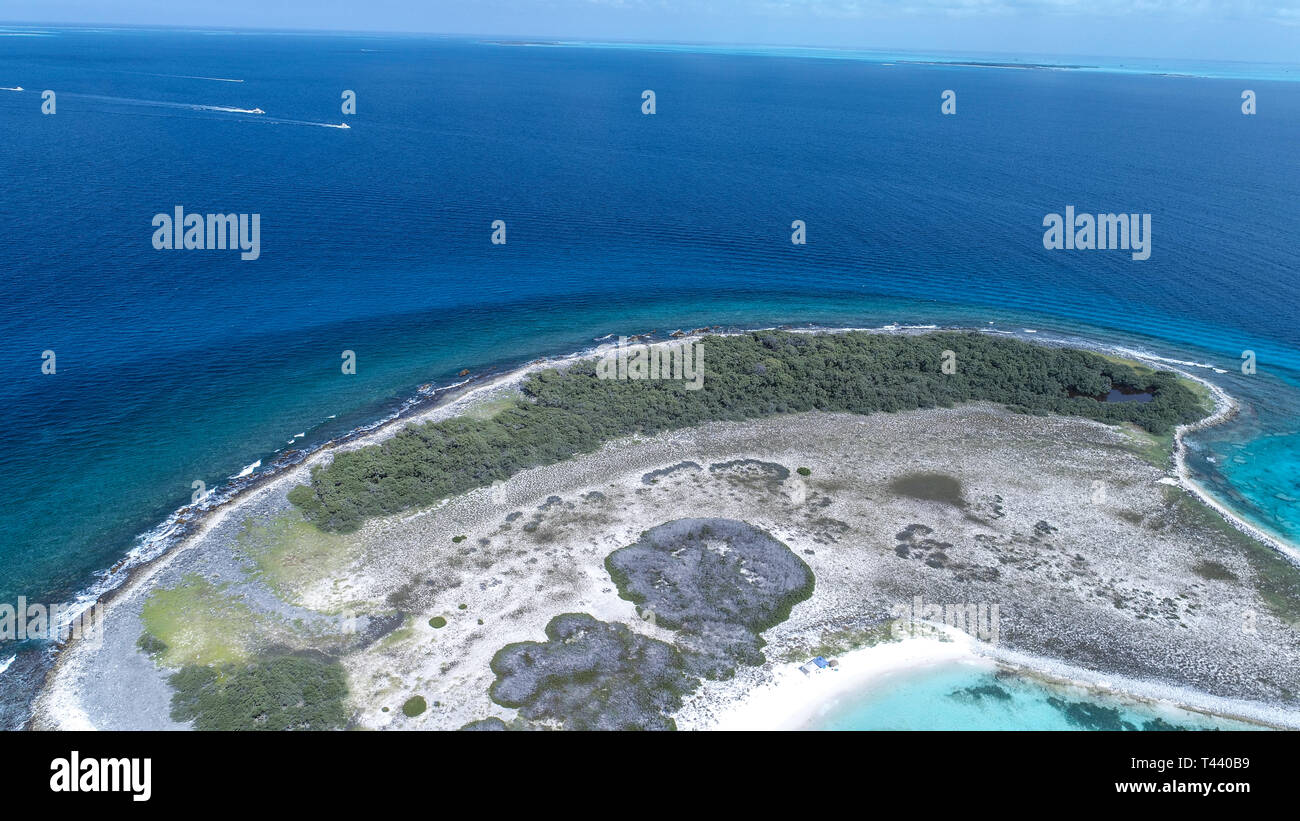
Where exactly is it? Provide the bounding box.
[560,43,1300,82]
[812,661,1261,731]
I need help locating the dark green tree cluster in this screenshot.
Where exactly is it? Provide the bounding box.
[169,654,349,731]
[290,331,1206,532]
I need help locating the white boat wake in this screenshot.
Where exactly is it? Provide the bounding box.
[259,117,350,128]
[64,93,356,128]
[67,92,265,115]
[150,73,244,83]
[201,105,264,114]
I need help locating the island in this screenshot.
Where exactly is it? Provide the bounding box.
[31,330,1300,731]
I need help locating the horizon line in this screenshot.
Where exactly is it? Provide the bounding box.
[2,21,1297,70]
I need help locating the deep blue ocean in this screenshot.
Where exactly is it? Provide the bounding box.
[0,28,1297,728]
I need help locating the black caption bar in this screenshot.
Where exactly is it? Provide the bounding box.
[2,730,1287,809]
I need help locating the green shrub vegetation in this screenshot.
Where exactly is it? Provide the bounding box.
[136,632,168,657]
[234,511,355,603]
[289,331,1208,532]
[402,696,427,717]
[169,655,348,731]
[429,616,447,628]
[796,467,812,477]
[781,620,900,662]
[140,575,260,667]
[1192,559,1239,582]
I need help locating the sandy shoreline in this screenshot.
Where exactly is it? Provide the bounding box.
[1165,376,1299,564]
[685,626,1300,731]
[28,325,1300,731]
[679,626,982,730]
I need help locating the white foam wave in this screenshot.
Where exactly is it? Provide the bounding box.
[1111,346,1227,373]
[876,323,938,332]
[232,460,261,479]
[0,655,14,675]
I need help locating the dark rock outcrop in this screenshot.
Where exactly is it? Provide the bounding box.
[605,518,814,679]
[488,613,693,731]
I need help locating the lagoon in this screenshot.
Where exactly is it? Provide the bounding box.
[810,660,1259,731]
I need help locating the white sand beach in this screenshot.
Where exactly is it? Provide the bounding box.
[681,627,983,730]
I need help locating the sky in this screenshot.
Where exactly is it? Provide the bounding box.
[3,1,1298,63]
